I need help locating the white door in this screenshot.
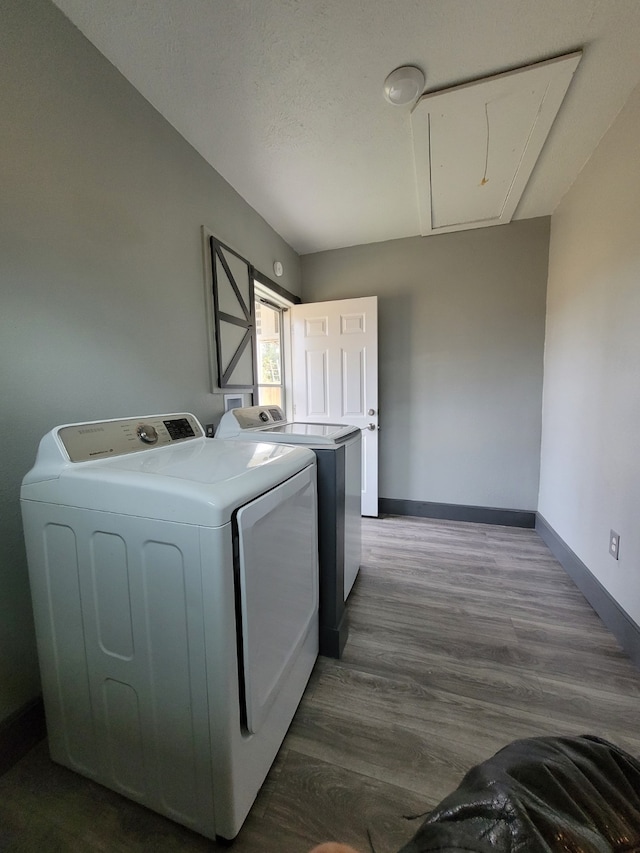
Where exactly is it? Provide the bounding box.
[290,296,378,517]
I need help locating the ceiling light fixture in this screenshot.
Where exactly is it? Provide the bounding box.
[383,66,425,106]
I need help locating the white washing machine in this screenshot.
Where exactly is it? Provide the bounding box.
[20,413,319,842]
[216,405,361,659]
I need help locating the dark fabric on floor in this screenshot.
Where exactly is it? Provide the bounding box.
[398,735,640,853]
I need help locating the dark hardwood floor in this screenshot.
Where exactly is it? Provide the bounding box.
[2,515,639,852]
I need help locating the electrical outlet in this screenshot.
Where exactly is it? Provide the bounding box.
[609,530,620,560]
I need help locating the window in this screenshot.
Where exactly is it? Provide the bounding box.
[255,289,284,408]
[205,229,299,406]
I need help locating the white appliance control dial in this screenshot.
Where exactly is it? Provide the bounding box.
[137,424,159,444]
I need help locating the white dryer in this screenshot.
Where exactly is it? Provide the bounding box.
[216,405,361,658]
[20,413,318,842]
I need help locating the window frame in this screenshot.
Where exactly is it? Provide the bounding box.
[254,277,296,414]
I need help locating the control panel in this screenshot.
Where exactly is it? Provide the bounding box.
[58,414,203,462]
[224,405,286,430]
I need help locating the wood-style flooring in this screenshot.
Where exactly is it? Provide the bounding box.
[2,515,640,852]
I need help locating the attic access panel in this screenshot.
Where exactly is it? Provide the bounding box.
[410,52,581,236]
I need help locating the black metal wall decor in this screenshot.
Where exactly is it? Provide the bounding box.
[210,237,257,394]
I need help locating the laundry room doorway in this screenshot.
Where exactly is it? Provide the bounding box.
[290,297,378,517]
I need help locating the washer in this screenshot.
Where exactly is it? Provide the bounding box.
[20,413,318,842]
[216,405,361,659]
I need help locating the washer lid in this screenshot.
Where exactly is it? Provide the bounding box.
[252,422,359,444]
[22,433,315,527]
[216,405,359,444]
[217,407,359,445]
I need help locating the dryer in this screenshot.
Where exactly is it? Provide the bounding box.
[20,413,318,842]
[216,405,361,658]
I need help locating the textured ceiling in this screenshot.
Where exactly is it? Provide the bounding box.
[51,0,640,254]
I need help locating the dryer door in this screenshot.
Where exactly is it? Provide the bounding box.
[235,465,318,734]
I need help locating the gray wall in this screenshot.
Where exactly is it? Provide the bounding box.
[539,82,640,626]
[0,0,300,724]
[301,218,550,511]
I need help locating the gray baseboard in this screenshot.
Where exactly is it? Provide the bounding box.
[379,498,536,528]
[0,697,46,776]
[536,513,640,670]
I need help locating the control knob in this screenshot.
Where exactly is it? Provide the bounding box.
[136,424,159,444]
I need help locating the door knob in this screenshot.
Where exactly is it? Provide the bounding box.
[367,423,376,430]
[368,409,376,416]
